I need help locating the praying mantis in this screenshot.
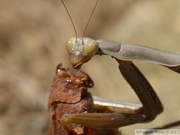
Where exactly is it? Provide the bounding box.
[49,0,180,134]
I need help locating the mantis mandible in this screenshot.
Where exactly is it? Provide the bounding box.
[60,0,180,132]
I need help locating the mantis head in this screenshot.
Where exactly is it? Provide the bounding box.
[61,0,99,69]
[65,37,99,69]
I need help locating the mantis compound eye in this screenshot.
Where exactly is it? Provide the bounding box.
[65,38,74,53]
[84,41,99,57]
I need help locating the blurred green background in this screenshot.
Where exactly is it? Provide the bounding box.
[0,0,180,135]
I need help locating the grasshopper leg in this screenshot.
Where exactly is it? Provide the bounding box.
[60,113,146,129]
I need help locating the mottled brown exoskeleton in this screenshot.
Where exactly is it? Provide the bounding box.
[48,64,120,135]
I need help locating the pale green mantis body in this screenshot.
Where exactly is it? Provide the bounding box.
[60,0,180,133]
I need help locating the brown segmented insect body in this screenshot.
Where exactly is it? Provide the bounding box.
[48,64,119,135]
[48,64,93,135]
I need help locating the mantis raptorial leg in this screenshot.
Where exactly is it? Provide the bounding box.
[58,0,180,133]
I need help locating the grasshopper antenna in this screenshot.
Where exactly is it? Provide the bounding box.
[61,0,78,42]
[82,0,99,44]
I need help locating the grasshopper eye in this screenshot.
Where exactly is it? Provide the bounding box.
[84,41,99,56]
[65,38,74,53]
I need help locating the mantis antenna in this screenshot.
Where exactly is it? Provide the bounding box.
[61,0,99,44]
[81,0,99,43]
[61,0,78,42]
